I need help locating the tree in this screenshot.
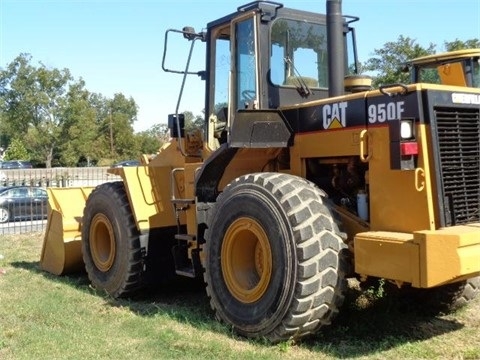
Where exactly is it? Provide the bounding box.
[3,138,29,160]
[0,53,142,167]
[58,81,106,166]
[362,36,480,88]
[0,54,73,167]
[183,110,204,132]
[103,93,139,161]
[362,36,436,87]
[444,38,480,51]
[135,123,169,155]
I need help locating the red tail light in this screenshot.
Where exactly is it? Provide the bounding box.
[400,142,418,156]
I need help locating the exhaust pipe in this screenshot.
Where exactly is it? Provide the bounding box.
[326,0,344,97]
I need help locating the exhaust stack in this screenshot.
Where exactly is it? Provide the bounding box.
[326,0,345,97]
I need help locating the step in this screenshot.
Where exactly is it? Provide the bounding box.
[175,234,196,241]
[175,268,196,278]
[171,198,195,206]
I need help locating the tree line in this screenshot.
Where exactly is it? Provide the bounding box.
[363,37,479,87]
[0,37,478,168]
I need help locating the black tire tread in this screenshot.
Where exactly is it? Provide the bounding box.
[385,275,480,314]
[82,181,143,298]
[442,276,480,311]
[205,172,347,342]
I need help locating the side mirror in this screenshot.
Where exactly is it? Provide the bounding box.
[182,26,197,41]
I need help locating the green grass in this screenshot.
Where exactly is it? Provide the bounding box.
[1,233,479,360]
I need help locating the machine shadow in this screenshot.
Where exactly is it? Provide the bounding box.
[300,286,465,357]
[12,260,91,288]
[13,260,465,357]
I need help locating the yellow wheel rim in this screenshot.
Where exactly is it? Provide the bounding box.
[221,217,272,303]
[89,213,116,272]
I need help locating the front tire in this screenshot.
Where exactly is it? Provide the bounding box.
[82,182,143,298]
[0,207,9,223]
[204,173,347,342]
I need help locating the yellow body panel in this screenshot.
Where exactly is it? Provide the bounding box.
[108,139,200,232]
[120,165,178,231]
[415,225,480,287]
[40,187,94,275]
[355,225,480,288]
[354,232,420,285]
[219,148,284,189]
[367,125,435,232]
[295,128,361,157]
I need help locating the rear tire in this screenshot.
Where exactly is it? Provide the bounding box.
[204,173,347,342]
[456,276,480,308]
[386,276,480,314]
[82,182,143,298]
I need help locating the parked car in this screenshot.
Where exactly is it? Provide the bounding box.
[111,160,140,168]
[0,186,48,223]
[0,160,33,169]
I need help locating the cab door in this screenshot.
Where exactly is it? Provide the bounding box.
[205,12,259,151]
[230,13,259,113]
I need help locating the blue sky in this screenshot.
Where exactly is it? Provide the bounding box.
[1,0,479,132]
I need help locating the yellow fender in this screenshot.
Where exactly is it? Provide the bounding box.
[40,187,94,275]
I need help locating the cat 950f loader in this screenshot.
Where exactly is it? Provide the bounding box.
[406,48,480,87]
[40,1,480,343]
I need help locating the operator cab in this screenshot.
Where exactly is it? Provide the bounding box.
[406,48,480,88]
[204,1,360,148]
[163,1,360,150]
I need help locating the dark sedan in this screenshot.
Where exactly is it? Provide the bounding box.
[111,160,140,168]
[0,160,33,169]
[0,186,48,223]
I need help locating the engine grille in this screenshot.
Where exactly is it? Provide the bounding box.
[435,107,480,225]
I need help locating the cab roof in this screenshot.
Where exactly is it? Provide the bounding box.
[408,48,480,66]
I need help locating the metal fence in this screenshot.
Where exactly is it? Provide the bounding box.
[0,167,120,235]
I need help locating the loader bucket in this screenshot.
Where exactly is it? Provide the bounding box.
[40,187,94,275]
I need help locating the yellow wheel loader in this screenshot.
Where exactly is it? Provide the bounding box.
[406,48,480,87]
[41,1,480,343]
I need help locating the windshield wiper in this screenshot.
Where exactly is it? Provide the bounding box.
[284,56,313,98]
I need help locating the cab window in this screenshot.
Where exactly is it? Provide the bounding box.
[472,58,480,88]
[235,17,257,109]
[270,19,328,89]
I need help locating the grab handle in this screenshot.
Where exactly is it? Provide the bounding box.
[415,167,425,192]
[359,129,371,162]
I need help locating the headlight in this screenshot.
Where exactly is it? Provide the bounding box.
[400,120,414,139]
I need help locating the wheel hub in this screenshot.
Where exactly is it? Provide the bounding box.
[89,213,115,272]
[221,217,272,303]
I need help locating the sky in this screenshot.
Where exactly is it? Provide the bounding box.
[1,0,479,132]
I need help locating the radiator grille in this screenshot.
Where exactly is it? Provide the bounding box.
[435,107,480,225]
